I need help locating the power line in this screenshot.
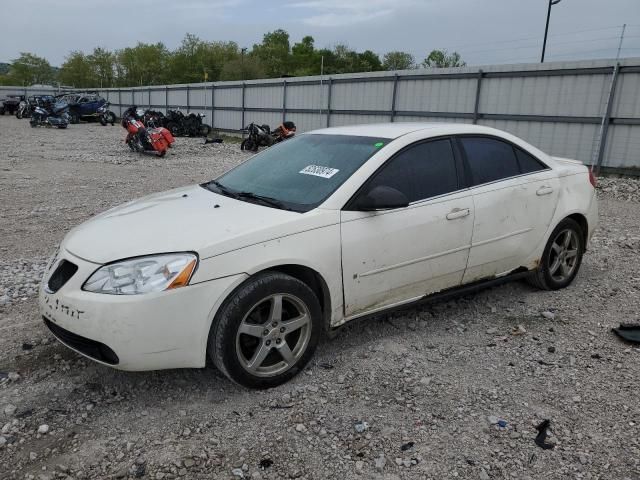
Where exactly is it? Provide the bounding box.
[444,24,626,51]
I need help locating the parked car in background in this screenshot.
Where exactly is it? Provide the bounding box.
[67,93,109,124]
[0,94,23,115]
[40,123,598,389]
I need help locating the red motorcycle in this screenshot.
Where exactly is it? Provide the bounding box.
[121,106,175,157]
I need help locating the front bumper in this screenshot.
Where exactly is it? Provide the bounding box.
[39,248,246,371]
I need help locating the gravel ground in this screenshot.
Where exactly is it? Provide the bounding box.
[0,115,639,480]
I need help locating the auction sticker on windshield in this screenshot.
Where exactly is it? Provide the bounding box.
[299,165,340,179]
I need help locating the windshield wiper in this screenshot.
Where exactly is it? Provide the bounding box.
[236,192,291,210]
[206,180,239,198]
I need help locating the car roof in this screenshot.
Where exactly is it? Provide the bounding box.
[308,122,505,139]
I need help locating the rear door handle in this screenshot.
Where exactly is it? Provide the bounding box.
[536,186,554,196]
[446,208,470,220]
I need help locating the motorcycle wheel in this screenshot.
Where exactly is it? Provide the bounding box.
[158,150,167,157]
[106,112,116,125]
[57,124,68,129]
[70,113,79,124]
[99,115,107,126]
[200,124,212,136]
[240,139,252,151]
[16,110,22,119]
[166,122,180,137]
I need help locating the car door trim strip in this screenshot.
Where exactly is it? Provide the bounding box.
[357,227,533,278]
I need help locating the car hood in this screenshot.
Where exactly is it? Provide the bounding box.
[63,185,335,264]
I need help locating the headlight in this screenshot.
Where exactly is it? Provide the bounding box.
[82,253,197,295]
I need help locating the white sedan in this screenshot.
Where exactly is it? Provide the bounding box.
[40,123,598,388]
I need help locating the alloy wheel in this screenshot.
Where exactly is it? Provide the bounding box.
[548,229,579,282]
[235,293,312,377]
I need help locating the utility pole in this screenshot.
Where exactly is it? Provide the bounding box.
[541,0,563,63]
[616,24,627,59]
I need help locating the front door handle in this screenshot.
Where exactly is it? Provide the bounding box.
[536,186,554,196]
[446,208,470,220]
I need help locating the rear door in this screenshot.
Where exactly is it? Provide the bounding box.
[458,136,560,282]
[340,138,474,318]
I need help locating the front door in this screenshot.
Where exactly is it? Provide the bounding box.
[340,138,474,318]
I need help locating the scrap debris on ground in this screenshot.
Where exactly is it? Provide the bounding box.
[0,116,639,479]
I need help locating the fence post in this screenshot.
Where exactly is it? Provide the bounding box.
[186,85,190,112]
[390,74,399,122]
[595,63,620,174]
[282,79,287,123]
[473,69,484,124]
[326,77,332,128]
[241,83,246,130]
[148,87,151,109]
[211,83,215,128]
[118,88,122,117]
[165,86,168,113]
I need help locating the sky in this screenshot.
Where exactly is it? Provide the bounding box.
[1,0,639,67]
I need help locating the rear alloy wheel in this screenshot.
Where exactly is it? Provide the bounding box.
[528,218,584,290]
[209,272,322,388]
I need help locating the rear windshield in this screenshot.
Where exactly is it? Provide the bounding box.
[205,134,390,212]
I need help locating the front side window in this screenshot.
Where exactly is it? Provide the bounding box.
[460,137,520,185]
[364,139,459,203]
[203,134,390,212]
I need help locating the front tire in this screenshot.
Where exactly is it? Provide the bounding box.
[208,272,322,389]
[528,218,584,290]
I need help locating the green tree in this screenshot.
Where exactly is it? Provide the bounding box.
[422,49,466,68]
[291,36,317,76]
[252,29,291,77]
[382,51,415,71]
[116,42,169,86]
[166,34,240,83]
[7,53,55,85]
[89,47,116,87]
[220,56,265,81]
[357,50,383,72]
[59,51,95,87]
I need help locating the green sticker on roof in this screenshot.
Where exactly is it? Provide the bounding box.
[374,142,384,148]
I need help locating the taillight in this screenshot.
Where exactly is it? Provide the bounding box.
[588,167,597,188]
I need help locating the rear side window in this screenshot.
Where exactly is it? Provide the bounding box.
[515,147,547,173]
[366,139,458,203]
[460,137,520,185]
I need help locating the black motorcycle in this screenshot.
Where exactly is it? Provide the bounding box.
[98,102,117,126]
[29,99,70,129]
[163,109,211,137]
[240,121,296,152]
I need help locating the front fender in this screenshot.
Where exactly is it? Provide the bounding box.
[191,223,344,327]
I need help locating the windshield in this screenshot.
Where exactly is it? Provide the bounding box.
[203,134,390,212]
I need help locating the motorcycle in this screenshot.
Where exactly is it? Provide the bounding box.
[98,102,116,126]
[122,106,175,157]
[163,109,211,137]
[240,121,296,152]
[29,99,70,129]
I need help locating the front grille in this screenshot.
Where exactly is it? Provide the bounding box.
[47,260,78,293]
[44,318,119,365]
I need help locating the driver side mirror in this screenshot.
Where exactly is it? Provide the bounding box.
[354,185,409,211]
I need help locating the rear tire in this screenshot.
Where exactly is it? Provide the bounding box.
[70,113,79,124]
[167,122,180,137]
[200,124,211,136]
[527,218,584,291]
[208,272,322,389]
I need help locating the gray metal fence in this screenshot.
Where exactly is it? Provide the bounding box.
[2,58,639,173]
